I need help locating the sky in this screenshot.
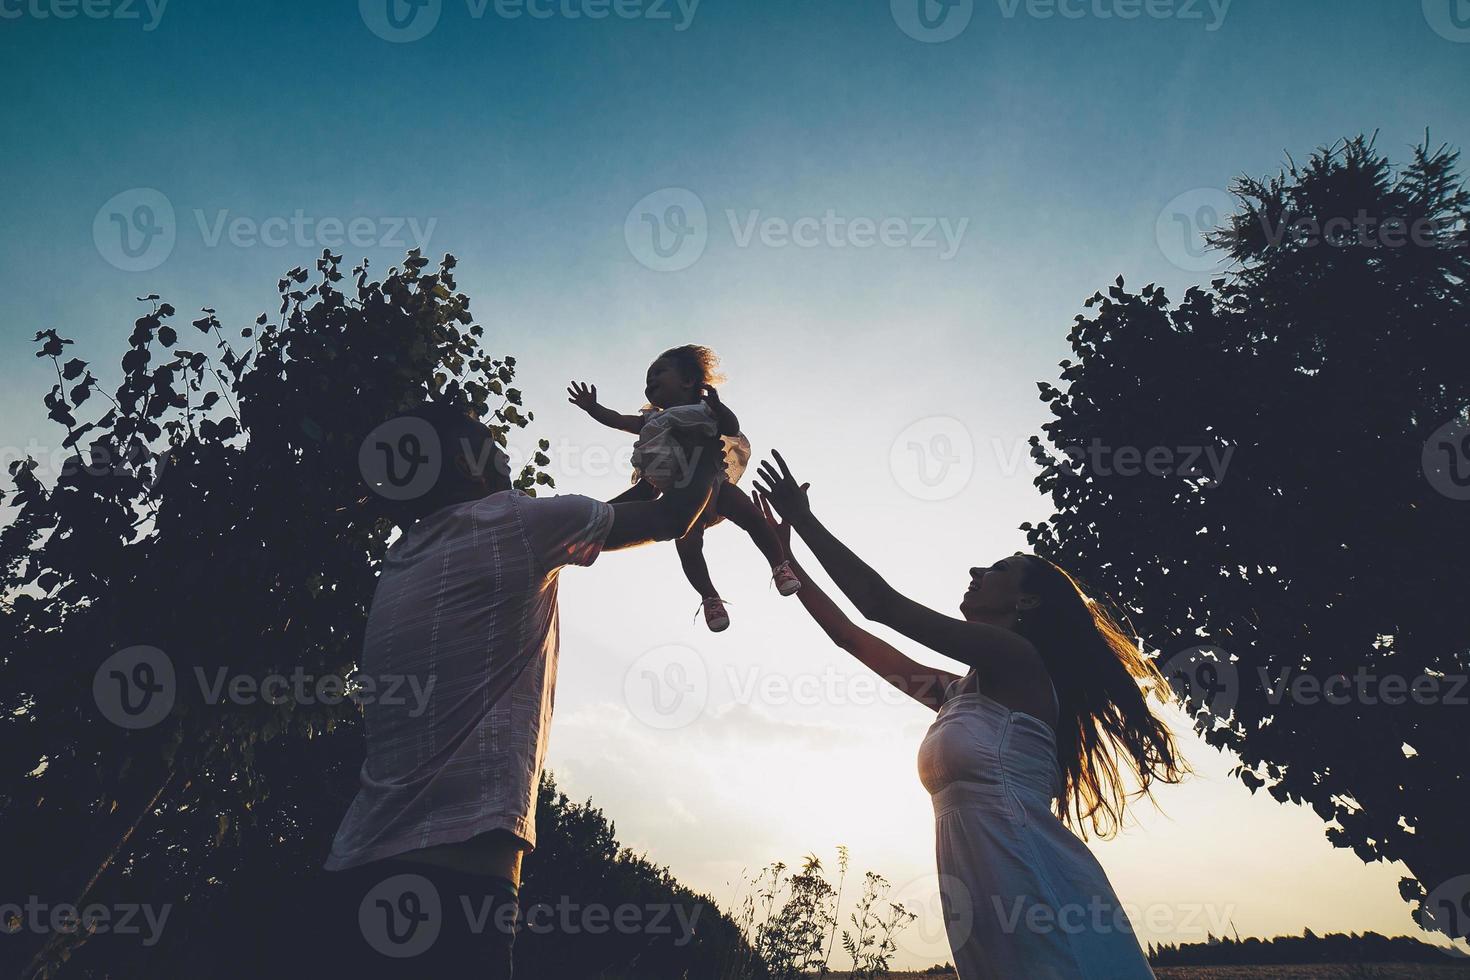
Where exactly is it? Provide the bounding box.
[3,0,1469,969]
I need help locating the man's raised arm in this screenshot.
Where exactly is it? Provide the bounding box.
[602,435,719,551]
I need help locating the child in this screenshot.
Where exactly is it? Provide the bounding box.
[568,345,801,631]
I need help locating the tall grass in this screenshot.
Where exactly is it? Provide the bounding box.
[719,848,919,980]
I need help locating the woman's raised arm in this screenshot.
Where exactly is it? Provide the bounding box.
[754,491,958,711]
[754,451,1036,684]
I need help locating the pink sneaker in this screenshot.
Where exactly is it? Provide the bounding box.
[702,596,731,632]
[771,561,802,596]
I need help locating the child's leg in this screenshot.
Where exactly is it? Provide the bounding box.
[676,527,719,600]
[716,482,788,569]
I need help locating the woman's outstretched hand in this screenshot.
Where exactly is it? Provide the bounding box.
[754,450,812,526]
[753,487,804,550]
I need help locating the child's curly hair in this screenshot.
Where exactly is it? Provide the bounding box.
[659,345,727,387]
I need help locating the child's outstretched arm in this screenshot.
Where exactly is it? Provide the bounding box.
[701,385,740,436]
[567,381,644,433]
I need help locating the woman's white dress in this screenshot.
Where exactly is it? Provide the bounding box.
[917,673,1156,980]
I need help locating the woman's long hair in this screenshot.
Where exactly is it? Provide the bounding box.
[1014,556,1188,839]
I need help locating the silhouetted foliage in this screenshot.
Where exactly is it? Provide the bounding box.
[1149,929,1464,966]
[0,250,552,978]
[1025,136,1470,937]
[515,773,752,979]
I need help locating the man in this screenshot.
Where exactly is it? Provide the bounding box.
[322,401,718,977]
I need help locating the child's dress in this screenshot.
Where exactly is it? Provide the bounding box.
[630,402,752,512]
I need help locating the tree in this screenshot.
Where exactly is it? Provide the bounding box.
[0,250,553,978]
[515,773,752,979]
[1024,136,1470,936]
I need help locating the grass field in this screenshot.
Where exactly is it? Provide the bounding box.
[1154,967,1470,979]
[835,967,1470,979]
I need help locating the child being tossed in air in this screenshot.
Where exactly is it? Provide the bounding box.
[568,344,801,631]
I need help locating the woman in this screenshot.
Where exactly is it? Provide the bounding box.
[753,451,1186,980]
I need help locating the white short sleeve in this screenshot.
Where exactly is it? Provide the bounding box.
[516,492,615,573]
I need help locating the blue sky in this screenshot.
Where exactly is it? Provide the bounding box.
[4,0,1469,967]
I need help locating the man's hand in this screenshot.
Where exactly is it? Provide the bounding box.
[603,432,720,551]
[753,450,813,526]
[700,384,722,408]
[566,381,599,413]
